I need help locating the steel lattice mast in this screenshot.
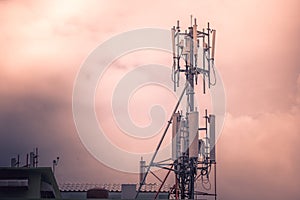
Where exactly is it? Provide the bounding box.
[136,17,217,200]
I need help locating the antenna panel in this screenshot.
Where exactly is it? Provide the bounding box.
[209,114,216,162]
[172,113,181,160]
[188,111,199,158]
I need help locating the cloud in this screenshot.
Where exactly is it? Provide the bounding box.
[218,108,300,199]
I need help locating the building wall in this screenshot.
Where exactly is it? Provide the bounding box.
[0,172,41,199]
[61,191,87,199]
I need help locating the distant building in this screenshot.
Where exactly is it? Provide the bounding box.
[0,167,61,199]
[0,167,170,199]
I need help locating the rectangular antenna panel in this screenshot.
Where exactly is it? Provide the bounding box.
[188,111,199,158]
[171,27,176,57]
[29,152,34,168]
[139,159,146,184]
[172,113,181,160]
[211,30,216,59]
[209,114,216,162]
[193,24,198,55]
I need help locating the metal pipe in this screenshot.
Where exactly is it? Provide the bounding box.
[207,23,211,88]
[149,170,163,183]
[214,163,217,200]
[154,163,174,200]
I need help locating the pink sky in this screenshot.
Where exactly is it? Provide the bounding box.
[0,0,300,199]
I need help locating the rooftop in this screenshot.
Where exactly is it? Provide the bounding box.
[59,182,171,193]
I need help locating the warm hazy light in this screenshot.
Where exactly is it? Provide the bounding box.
[0,0,299,199]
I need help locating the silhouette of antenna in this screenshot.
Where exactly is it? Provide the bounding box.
[52,157,60,175]
[11,147,39,168]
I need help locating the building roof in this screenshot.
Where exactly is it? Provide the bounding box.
[59,182,171,193]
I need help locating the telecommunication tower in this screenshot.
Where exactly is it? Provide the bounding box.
[136,17,218,199]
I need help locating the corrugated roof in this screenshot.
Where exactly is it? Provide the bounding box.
[59,183,171,193]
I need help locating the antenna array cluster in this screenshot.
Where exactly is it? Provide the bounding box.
[10,148,39,168]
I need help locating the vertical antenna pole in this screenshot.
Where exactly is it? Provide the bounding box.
[175,175,179,200]
[26,153,28,167]
[17,154,20,167]
[205,109,208,160]
[35,147,38,167]
[207,23,211,88]
[205,109,208,146]
[176,20,180,88]
[202,28,206,94]
[53,160,55,174]
[172,26,176,91]
[215,163,217,200]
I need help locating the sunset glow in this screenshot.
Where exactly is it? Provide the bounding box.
[0,0,299,199]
